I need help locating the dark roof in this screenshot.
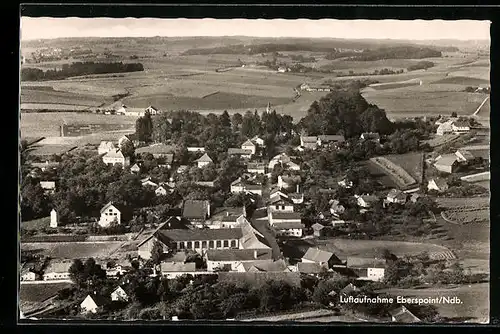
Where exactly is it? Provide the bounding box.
[303,248,337,263]
[389,306,421,323]
[268,195,294,206]
[156,154,174,164]
[270,212,301,220]
[297,262,325,274]
[346,257,386,269]
[228,148,253,155]
[206,249,272,261]
[273,221,304,230]
[84,293,110,307]
[196,153,213,163]
[318,135,345,142]
[340,283,358,295]
[156,228,243,242]
[182,200,210,219]
[312,223,326,231]
[136,144,175,155]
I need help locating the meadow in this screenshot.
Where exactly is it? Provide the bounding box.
[20,282,73,303]
[20,241,124,259]
[384,152,424,184]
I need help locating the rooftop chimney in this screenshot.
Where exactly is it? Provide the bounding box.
[254,250,258,259]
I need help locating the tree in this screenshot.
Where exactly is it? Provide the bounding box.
[136,111,153,143]
[120,140,135,158]
[451,111,458,117]
[69,259,85,284]
[151,240,164,265]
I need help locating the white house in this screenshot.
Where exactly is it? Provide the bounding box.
[302,248,342,268]
[427,178,449,192]
[130,163,141,174]
[102,149,130,167]
[231,178,246,193]
[98,141,116,155]
[40,181,56,195]
[272,221,304,237]
[99,202,121,228]
[268,195,294,212]
[187,147,205,153]
[278,175,301,190]
[251,136,265,147]
[110,286,129,302]
[141,179,159,188]
[80,294,108,314]
[247,162,266,174]
[50,209,58,228]
[145,105,160,115]
[451,120,471,134]
[355,194,379,209]
[300,136,319,150]
[434,154,459,174]
[346,257,386,282]
[205,249,273,272]
[241,139,257,155]
[436,120,454,136]
[195,153,213,168]
[155,186,168,196]
[455,149,475,163]
[43,260,72,281]
[386,189,407,204]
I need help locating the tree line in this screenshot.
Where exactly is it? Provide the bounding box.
[21,61,144,81]
[325,46,442,61]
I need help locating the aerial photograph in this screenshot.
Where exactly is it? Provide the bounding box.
[19,17,490,323]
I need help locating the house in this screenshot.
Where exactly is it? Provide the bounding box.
[42,260,72,281]
[39,181,56,195]
[235,259,290,273]
[182,200,211,221]
[99,202,121,228]
[141,178,159,188]
[360,132,380,142]
[195,153,213,168]
[269,153,292,170]
[331,220,347,227]
[228,148,253,159]
[340,283,359,297]
[251,136,265,147]
[239,215,272,250]
[317,135,345,147]
[338,178,354,189]
[436,120,454,136]
[434,154,459,174]
[270,187,290,200]
[386,189,407,204]
[355,194,379,209]
[410,193,421,203]
[427,178,449,192]
[155,186,168,196]
[135,144,175,158]
[277,66,287,73]
[455,149,475,163]
[288,190,304,204]
[346,257,386,282]
[160,262,197,279]
[137,228,243,258]
[187,147,205,153]
[278,175,301,190]
[269,211,302,225]
[268,195,294,212]
[461,145,490,164]
[195,181,216,188]
[451,119,471,133]
[302,248,342,268]
[389,306,421,323]
[272,221,305,237]
[20,264,39,281]
[177,165,189,174]
[330,200,345,217]
[300,136,319,150]
[110,286,129,302]
[130,163,141,174]
[241,139,257,155]
[312,223,326,237]
[145,105,160,115]
[244,184,263,196]
[297,262,327,275]
[247,162,267,174]
[156,155,174,169]
[80,294,109,314]
[98,141,116,155]
[50,209,58,228]
[230,177,245,193]
[118,134,139,149]
[102,149,130,167]
[300,83,310,90]
[205,249,273,272]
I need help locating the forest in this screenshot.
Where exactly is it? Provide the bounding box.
[21,61,144,81]
[325,46,442,61]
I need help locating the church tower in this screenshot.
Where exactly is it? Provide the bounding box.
[266,102,271,113]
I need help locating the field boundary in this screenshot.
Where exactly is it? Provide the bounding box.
[202,91,220,99]
[370,156,416,188]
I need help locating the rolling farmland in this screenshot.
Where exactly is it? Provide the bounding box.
[20,241,124,259]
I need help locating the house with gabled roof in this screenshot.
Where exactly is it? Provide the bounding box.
[145,105,160,115]
[228,148,253,159]
[346,257,386,282]
[427,178,449,192]
[110,286,129,302]
[389,306,421,323]
[340,283,359,297]
[272,220,304,237]
[300,136,319,150]
[355,194,379,209]
[268,194,294,212]
[386,189,407,204]
[434,154,459,174]
[195,153,213,168]
[278,175,301,190]
[102,149,130,168]
[130,163,141,174]
[43,260,73,281]
[182,200,210,222]
[160,262,197,279]
[317,135,345,147]
[241,139,257,155]
[302,248,342,268]
[297,262,328,275]
[312,223,326,237]
[247,162,267,174]
[251,136,265,147]
[99,202,121,228]
[205,249,273,272]
[98,141,116,155]
[80,293,110,314]
[455,149,475,163]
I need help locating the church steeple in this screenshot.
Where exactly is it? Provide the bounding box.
[266,102,271,113]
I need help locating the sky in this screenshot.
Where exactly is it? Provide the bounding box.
[20,18,491,41]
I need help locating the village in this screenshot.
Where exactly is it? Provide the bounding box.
[20,92,490,322]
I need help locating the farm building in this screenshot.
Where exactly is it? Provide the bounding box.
[145,105,160,115]
[451,120,471,133]
[297,262,327,275]
[340,283,359,297]
[317,135,345,147]
[187,147,205,153]
[235,259,290,273]
[80,294,110,314]
[247,162,267,174]
[43,260,72,281]
[386,189,407,204]
[182,200,211,222]
[461,145,490,163]
[195,153,213,168]
[98,141,116,155]
[436,121,454,136]
[40,181,56,194]
[205,249,273,272]
[330,200,345,217]
[427,178,449,192]
[360,132,380,142]
[137,228,243,258]
[102,149,130,168]
[346,257,386,282]
[455,149,475,163]
[110,286,129,302]
[135,144,175,158]
[160,262,197,279]
[130,163,141,174]
[118,133,140,149]
[272,221,304,237]
[302,248,342,268]
[251,136,265,147]
[241,140,257,155]
[389,306,421,323]
[300,136,319,150]
[434,154,459,174]
[228,148,253,159]
[99,202,122,228]
[268,195,295,212]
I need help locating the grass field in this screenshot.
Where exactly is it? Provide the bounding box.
[436,197,489,209]
[314,238,451,258]
[20,241,124,259]
[384,152,424,184]
[21,112,136,138]
[21,217,50,230]
[28,144,77,156]
[19,282,73,303]
[442,208,489,224]
[369,79,421,90]
[377,283,489,323]
[21,86,111,107]
[432,76,490,86]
